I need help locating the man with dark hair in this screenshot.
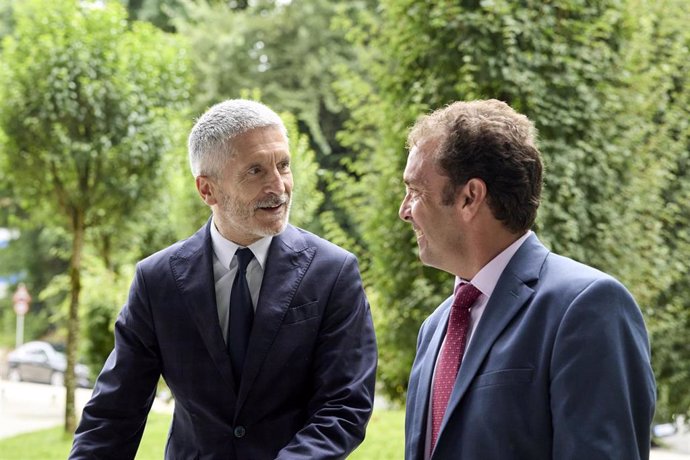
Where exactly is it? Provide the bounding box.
[401,99,655,459]
[70,99,377,459]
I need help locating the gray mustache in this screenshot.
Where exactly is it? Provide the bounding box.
[256,194,290,209]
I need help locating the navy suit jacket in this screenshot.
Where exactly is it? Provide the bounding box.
[70,222,377,459]
[405,234,655,460]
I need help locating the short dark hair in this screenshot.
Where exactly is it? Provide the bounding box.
[407,99,542,233]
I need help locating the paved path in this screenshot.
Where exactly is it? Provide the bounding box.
[0,378,172,439]
[655,451,690,460]
[655,425,690,460]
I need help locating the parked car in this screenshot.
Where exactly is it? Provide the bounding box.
[6,341,91,388]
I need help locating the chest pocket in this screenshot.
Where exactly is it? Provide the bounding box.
[283,301,320,325]
[471,368,533,390]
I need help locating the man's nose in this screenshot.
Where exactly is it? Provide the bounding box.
[265,167,286,194]
[399,195,411,222]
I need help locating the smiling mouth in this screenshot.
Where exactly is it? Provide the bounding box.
[258,203,284,213]
[256,195,289,214]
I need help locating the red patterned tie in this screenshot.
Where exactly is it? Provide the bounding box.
[430,282,482,451]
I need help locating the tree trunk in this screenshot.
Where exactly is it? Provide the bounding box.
[64,211,85,434]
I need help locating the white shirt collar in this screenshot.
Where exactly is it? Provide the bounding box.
[210,218,273,270]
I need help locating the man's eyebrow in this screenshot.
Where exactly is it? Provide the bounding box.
[404,174,421,186]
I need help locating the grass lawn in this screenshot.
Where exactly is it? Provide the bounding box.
[351,407,405,460]
[0,407,404,459]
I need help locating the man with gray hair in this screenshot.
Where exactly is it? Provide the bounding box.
[70,99,377,459]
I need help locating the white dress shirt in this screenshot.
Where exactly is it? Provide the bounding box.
[424,230,532,459]
[210,220,273,344]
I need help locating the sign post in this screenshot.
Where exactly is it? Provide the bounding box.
[12,283,31,347]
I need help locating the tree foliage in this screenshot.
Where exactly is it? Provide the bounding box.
[174,0,355,170]
[617,0,690,422]
[0,0,12,39]
[122,0,249,31]
[0,226,70,344]
[0,0,191,431]
[282,110,324,232]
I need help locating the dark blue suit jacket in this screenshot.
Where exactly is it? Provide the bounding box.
[70,222,377,459]
[405,234,655,460]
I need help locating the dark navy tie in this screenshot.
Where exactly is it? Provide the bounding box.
[228,247,254,387]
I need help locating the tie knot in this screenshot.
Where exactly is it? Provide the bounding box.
[235,248,254,271]
[453,283,481,311]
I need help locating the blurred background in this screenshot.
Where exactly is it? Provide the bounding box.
[0,0,688,458]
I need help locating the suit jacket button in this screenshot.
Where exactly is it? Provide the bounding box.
[233,426,246,438]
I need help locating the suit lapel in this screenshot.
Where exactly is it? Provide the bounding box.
[236,225,315,409]
[169,219,237,392]
[440,234,549,434]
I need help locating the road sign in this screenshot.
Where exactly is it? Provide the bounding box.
[12,283,31,316]
[14,301,29,315]
[12,283,31,347]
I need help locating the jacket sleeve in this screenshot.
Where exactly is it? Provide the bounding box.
[549,277,656,459]
[69,264,162,460]
[274,253,378,460]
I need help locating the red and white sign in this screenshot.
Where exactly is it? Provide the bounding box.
[12,283,31,316]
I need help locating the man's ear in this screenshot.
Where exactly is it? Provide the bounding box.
[456,178,487,219]
[195,176,218,206]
